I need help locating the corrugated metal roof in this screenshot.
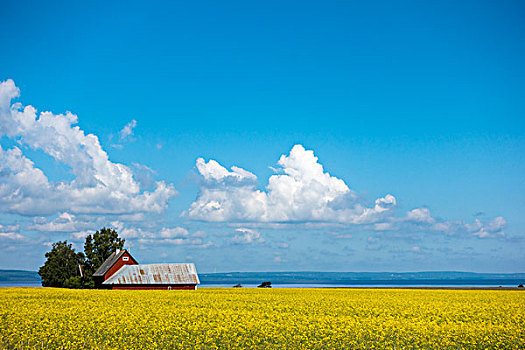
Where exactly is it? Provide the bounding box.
[93,250,128,277]
[102,263,200,285]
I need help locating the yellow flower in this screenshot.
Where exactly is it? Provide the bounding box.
[0,287,523,349]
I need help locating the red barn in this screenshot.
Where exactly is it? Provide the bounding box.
[93,249,200,290]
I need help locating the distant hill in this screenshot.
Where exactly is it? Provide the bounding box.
[0,269,41,282]
[199,271,525,285]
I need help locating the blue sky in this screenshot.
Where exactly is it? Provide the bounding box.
[0,0,524,273]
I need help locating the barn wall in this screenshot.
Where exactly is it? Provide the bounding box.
[104,251,138,281]
[112,285,197,290]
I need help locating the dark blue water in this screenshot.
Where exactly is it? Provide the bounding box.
[1,281,520,288]
[199,283,519,288]
[0,282,42,287]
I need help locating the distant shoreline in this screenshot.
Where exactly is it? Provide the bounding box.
[198,284,525,290]
[2,269,524,289]
[326,286,525,291]
[1,284,524,291]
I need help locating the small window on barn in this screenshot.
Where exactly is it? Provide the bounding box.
[123,256,129,261]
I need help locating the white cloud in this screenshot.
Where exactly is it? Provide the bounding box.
[231,228,264,244]
[120,119,137,140]
[192,230,207,238]
[119,227,143,239]
[152,238,202,245]
[27,212,96,232]
[160,227,189,238]
[0,79,176,216]
[0,232,25,240]
[397,208,506,239]
[109,220,125,232]
[70,230,95,242]
[327,232,353,239]
[405,208,435,224]
[104,222,213,248]
[137,236,213,248]
[185,144,395,224]
[374,222,394,231]
[196,157,257,185]
[352,195,396,224]
[0,224,20,233]
[467,217,506,238]
[185,144,507,241]
[28,214,132,236]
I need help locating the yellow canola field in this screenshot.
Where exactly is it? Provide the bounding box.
[0,288,524,349]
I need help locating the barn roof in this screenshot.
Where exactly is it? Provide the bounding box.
[93,250,136,277]
[102,263,200,285]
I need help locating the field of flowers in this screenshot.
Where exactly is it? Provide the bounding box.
[0,287,523,349]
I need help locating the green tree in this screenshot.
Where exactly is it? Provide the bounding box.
[63,276,84,289]
[83,227,125,286]
[38,241,84,287]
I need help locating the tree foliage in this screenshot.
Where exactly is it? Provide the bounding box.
[83,227,125,284]
[39,227,125,288]
[257,281,272,288]
[63,276,84,289]
[38,241,84,287]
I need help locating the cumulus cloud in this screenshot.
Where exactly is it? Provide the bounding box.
[70,230,95,242]
[119,226,150,239]
[0,79,176,216]
[394,208,506,239]
[160,227,189,238]
[466,217,506,238]
[196,158,257,186]
[0,223,24,240]
[185,144,395,223]
[405,208,435,224]
[373,222,394,231]
[0,232,25,240]
[139,237,208,246]
[0,224,20,233]
[120,119,137,140]
[104,222,214,248]
[27,212,97,232]
[137,234,213,248]
[185,144,507,240]
[231,228,264,244]
[0,224,25,241]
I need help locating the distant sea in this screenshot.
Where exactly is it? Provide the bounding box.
[199,282,520,288]
[0,281,42,287]
[197,272,525,288]
[1,270,524,288]
[1,282,521,288]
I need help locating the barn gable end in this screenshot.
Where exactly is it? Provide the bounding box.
[93,249,138,287]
